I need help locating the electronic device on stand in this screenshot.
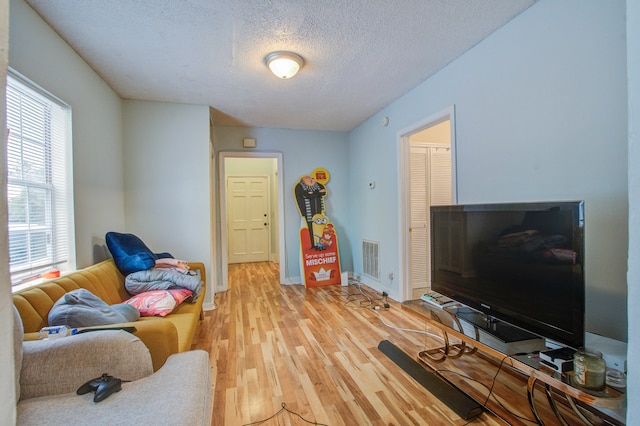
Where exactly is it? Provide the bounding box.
[539,347,576,373]
[420,291,457,309]
[430,201,585,350]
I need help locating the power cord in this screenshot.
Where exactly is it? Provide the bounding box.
[482,354,508,408]
[242,402,329,426]
[337,282,535,424]
[343,280,384,309]
[372,308,444,342]
[434,358,538,425]
[376,314,530,424]
[337,281,538,425]
[341,281,444,341]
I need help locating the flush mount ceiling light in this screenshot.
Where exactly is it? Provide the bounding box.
[265,51,304,79]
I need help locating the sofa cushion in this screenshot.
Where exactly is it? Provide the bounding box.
[48,288,140,328]
[19,330,153,400]
[14,259,207,371]
[17,350,211,425]
[125,289,193,317]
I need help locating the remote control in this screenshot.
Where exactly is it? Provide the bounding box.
[420,291,457,309]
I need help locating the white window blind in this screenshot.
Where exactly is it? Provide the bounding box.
[6,72,74,284]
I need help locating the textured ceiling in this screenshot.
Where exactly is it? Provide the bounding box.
[24,0,536,132]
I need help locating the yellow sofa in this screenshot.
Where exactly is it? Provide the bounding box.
[12,259,206,371]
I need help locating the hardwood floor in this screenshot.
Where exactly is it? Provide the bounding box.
[193,262,606,425]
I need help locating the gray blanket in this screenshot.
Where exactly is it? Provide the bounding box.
[125,269,203,302]
[49,288,140,327]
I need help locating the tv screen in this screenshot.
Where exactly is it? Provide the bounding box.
[430,201,585,349]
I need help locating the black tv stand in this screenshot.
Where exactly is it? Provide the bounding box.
[453,307,539,343]
[401,299,625,425]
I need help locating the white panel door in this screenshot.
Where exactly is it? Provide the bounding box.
[227,176,270,263]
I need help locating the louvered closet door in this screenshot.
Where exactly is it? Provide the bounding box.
[410,146,429,298]
[429,148,452,206]
[409,145,452,299]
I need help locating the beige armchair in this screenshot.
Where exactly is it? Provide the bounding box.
[13,307,212,425]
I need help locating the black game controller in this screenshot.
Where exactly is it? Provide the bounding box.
[77,373,122,402]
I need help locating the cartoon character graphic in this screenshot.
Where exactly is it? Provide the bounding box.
[320,223,336,249]
[294,175,327,249]
[294,168,342,288]
[311,214,329,249]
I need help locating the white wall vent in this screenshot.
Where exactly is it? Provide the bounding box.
[362,240,380,280]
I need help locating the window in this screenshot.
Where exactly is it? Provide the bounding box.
[5,71,74,285]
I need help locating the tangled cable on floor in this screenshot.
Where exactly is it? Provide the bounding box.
[242,402,329,426]
[340,284,537,425]
[435,356,538,426]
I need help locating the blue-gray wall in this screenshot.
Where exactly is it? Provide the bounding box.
[349,0,628,341]
[3,0,636,421]
[212,126,351,283]
[7,0,630,342]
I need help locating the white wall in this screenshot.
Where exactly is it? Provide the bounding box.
[3,4,217,415]
[349,0,628,341]
[8,0,125,268]
[3,1,125,419]
[1,0,15,422]
[626,0,638,422]
[5,0,124,416]
[122,100,214,309]
[212,126,350,284]
[9,0,124,268]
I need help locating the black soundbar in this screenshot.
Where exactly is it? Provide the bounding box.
[378,340,483,420]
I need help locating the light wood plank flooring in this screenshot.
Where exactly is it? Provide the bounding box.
[193,262,608,425]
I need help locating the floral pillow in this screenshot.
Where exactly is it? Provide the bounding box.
[125,288,193,317]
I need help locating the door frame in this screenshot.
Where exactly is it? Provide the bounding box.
[219,151,286,290]
[397,105,458,302]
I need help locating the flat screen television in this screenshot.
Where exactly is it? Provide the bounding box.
[430,201,585,349]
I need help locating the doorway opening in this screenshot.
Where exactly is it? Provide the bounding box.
[398,106,457,302]
[219,152,286,290]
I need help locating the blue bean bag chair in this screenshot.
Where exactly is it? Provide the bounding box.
[105,232,173,276]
